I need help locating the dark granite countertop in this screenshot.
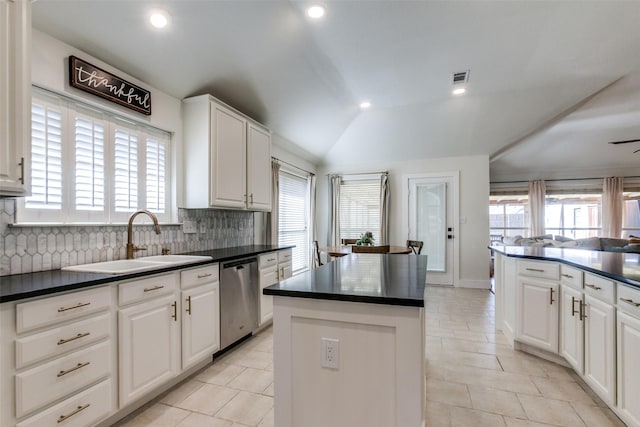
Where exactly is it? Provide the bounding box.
[491,245,640,290]
[0,245,293,303]
[263,254,427,307]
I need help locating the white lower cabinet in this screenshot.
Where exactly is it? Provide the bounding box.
[118,292,180,407]
[181,283,220,370]
[517,277,559,353]
[617,288,640,427]
[560,285,584,373]
[278,249,293,281]
[258,252,279,326]
[583,294,616,406]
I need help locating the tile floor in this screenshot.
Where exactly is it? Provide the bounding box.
[115,287,626,427]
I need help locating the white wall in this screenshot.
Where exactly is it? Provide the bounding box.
[31,30,184,220]
[317,155,490,288]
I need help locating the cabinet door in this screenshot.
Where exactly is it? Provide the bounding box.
[502,257,517,345]
[259,266,278,326]
[210,102,246,208]
[584,295,616,406]
[0,0,30,195]
[182,283,220,370]
[617,311,640,427]
[246,123,271,211]
[118,294,179,407]
[560,286,584,373]
[517,278,559,353]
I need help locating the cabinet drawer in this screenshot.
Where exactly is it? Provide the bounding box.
[278,249,292,264]
[584,273,615,304]
[16,379,112,427]
[517,260,559,280]
[618,284,640,318]
[560,265,583,290]
[16,313,111,369]
[181,264,219,289]
[16,286,111,334]
[259,252,278,269]
[16,341,111,418]
[119,273,177,306]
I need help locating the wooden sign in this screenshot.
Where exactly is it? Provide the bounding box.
[69,55,152,115]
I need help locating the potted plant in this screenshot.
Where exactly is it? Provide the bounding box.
[356,231,374,246]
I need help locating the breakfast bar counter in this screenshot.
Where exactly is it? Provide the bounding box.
[264,254,428,427]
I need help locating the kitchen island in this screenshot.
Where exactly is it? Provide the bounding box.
[263,254,427,427]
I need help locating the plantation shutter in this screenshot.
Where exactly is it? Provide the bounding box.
[278,170,309,273]
[74,116,105,211]
[145,135,167,213]
[114,127,138,212]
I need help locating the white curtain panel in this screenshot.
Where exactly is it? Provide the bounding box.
[602,177,624,238]
[309,173,318,267]
[268,160,280,245]
[329,175,341,246]
[380,173,390,245]
[528,180,546,237]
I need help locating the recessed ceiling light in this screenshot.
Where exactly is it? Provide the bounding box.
[452,87,466,95]
[359,101,371,109]
[149,10,169,29]
[307,5,325,19]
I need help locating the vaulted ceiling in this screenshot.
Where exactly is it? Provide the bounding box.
[32,1,640,176]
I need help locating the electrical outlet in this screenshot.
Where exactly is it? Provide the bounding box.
[321,338,340,369]
[182,220,197,234]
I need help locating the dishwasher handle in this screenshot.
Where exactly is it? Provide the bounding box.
[222,257,258,269]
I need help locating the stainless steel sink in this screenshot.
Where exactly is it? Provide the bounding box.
[61,255,213,274]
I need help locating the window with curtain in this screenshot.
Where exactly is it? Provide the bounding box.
[622,192,640,238]
[544,193,601,238]
[20,90,171,223]
[489,195,529,239]
[278,169,310,274]
[339,177,381,242]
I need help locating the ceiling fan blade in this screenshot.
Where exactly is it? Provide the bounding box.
[608,138,640,145]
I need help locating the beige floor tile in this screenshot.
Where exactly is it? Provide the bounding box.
[176,413,233,427]
[498,354,551,377]
[226,367,273,394]
[444,364,540,395]
[226,350,273,370]
[216,391,273,426]
[160,379,206,406]
[257,407,274,427]
[450,406,506,427]
[468,385,526,418]
[116,403,191,427]
[196,363,246,386]
[504,417,558,427]
[518,394,587,426]
[425,400,452,427]
[425,326,456,338]
[453,329,490,343]
[571,401,627,427]
[426,378,472,408]
[531,377,595,403]
[439,319,471,330]
[263,382,274,397]
[430,349,502,370]
[174,383,239,416]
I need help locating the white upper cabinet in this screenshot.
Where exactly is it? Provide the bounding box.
[182,94,271,211]
[0,0,31,195]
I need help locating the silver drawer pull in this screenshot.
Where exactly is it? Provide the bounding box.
[620,298,640,307]
[197,273,212,279]
[58,302,91,313]
[57,332,90,346]
[143,285,165,292]
[57,403,90,423]
[267,258,276,262]
[57,361,90,377]
[526,268,545,273]
[585,284,602,291]
[561,274,574,279]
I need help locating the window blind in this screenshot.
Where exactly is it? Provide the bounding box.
[339,179,381,241]
[146,136,167,213]
[26,103,63,209]
[74,116,105,211]
[278,170,309,273]
[114,128,138,212]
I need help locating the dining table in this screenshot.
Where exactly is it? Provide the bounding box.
[322,245,413,257]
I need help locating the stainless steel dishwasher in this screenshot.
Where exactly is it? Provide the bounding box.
[220,256,259,349]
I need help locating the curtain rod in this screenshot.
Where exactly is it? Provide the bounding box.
[272,157,315,176]
[491,176,640,185]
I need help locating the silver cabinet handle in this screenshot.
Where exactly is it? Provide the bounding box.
[171,301,177,321]
[58,302,90,312]
[620,298,640,307]
[57,332,90,346]
[57,403,90,423]
[57,361,90,377]
[561,273,573,279]
[186,296,192,315]
[526,268,545,273]
[585,284,602,291]
[197,273,212,279]
[18,157,25,185]
[549,287,555,305]
[143,285,165,292]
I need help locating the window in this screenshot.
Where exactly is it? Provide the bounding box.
[622,192,640,238]
[278,169,310,274]
[19,90,171,223]
[544,193,601,238]
[489,195,529,239]
[339,177,381,242]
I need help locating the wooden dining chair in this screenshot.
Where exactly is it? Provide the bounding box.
[352,245,390,253]
[313,240,323,267]
[406,240,424,254]
[341,238,359,245]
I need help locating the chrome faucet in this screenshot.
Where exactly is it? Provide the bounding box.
[126,209,161,259]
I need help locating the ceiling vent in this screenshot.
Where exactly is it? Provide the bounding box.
[452,70,470,85]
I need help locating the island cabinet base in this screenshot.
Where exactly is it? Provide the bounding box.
[272,296,425,427]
